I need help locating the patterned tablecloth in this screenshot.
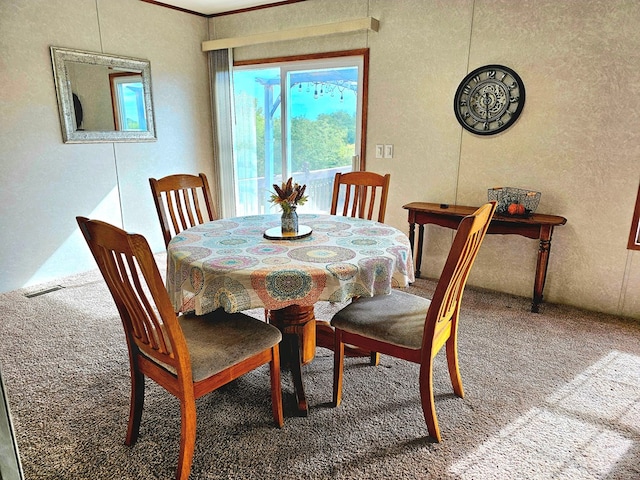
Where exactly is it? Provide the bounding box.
[167,214,415,315]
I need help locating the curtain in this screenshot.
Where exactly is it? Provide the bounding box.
[208,48,236,218]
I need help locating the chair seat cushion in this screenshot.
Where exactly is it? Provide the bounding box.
[179,309,282,382]
[330,289,431,350]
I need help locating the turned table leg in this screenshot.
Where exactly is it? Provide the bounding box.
[416,224,425,278]
[532,225,554,313]
[407,222,425,278]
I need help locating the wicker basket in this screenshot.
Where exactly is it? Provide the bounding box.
[488,187,541,216]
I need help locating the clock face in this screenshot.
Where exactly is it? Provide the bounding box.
[454,65,525,135]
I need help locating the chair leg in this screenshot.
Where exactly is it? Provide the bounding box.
[269,345,284,427]
[125,368,145,446]
[176,397,197,480]
[315,320,335,350]
[332,329,345,407]
[445,337,465,398]
[319,320,380,365]
[419,360,441,442]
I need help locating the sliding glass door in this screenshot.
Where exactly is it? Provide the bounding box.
[232,53,365,216]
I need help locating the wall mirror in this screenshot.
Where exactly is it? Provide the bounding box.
[50,46,156,143]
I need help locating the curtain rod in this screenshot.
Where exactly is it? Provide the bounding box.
[202,17,379,51]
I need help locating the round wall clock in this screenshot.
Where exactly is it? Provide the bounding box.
[453,64,525,135]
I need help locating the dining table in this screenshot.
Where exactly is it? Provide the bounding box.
[166,213,415,414]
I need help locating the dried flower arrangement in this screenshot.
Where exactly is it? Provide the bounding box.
[270,177,308,214]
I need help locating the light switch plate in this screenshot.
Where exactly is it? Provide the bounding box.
[384,144,393,158]
[375,144,384,158]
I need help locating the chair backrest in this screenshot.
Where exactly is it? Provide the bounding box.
[149,173,217,247]
[422,202,497,355]
[76,217,191,379]
[330,171,391,223]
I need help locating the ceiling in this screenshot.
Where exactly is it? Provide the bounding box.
[144,0,304,17]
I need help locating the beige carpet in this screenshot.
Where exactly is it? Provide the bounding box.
[1,259,639,479]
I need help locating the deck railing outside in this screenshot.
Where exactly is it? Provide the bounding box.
[236,166,350,216]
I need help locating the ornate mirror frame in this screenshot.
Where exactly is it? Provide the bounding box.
[50,46,156,143]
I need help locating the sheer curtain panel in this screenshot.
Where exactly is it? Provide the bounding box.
[209,48,236,218]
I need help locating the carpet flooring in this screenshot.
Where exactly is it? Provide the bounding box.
[1,259,639,479]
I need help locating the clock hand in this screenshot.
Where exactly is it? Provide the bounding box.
[485,92,490,121]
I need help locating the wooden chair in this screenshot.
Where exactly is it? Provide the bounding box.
[330,171,391,223]
[149,173,217,247]
[331,202,496,442]
[319,171,392,364]
[76,217,283,480]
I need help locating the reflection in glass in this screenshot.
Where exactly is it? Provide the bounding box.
[67,62,117,131]
[110,74,147,132]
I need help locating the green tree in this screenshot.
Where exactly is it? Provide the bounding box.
[290,112,355,172]
[254,109,355,176]
[319,110,356,144]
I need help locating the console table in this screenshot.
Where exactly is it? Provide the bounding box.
[403,202,567,313]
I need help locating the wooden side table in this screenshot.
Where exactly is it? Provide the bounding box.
[403,202,567,313]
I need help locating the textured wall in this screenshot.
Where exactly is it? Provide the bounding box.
[0,0,212,292]
[211,0,640,318]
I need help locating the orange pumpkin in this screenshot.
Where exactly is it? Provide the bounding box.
[507,203,526,215]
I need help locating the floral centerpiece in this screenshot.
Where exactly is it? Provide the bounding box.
[270,177,308,213]
[270,177,308,234]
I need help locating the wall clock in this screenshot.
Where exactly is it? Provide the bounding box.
[453,64,525,135]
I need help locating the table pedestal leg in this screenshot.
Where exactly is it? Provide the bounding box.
[269,305,315,416]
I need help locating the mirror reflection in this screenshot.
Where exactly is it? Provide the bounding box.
[50,47,156,143]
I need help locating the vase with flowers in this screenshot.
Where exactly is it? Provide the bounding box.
[270,177,308,235]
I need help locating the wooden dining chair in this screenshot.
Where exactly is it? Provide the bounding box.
[76,217,283,480]
[330,171,391,223]
[331,202,496,442]
[149,173,217,247]
[320,171,392,364]
[149,173,271,323]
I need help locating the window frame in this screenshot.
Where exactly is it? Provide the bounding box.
[109,72,146,132]
[628,183,640,250]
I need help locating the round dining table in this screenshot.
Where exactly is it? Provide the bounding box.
[167,213,415,414]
